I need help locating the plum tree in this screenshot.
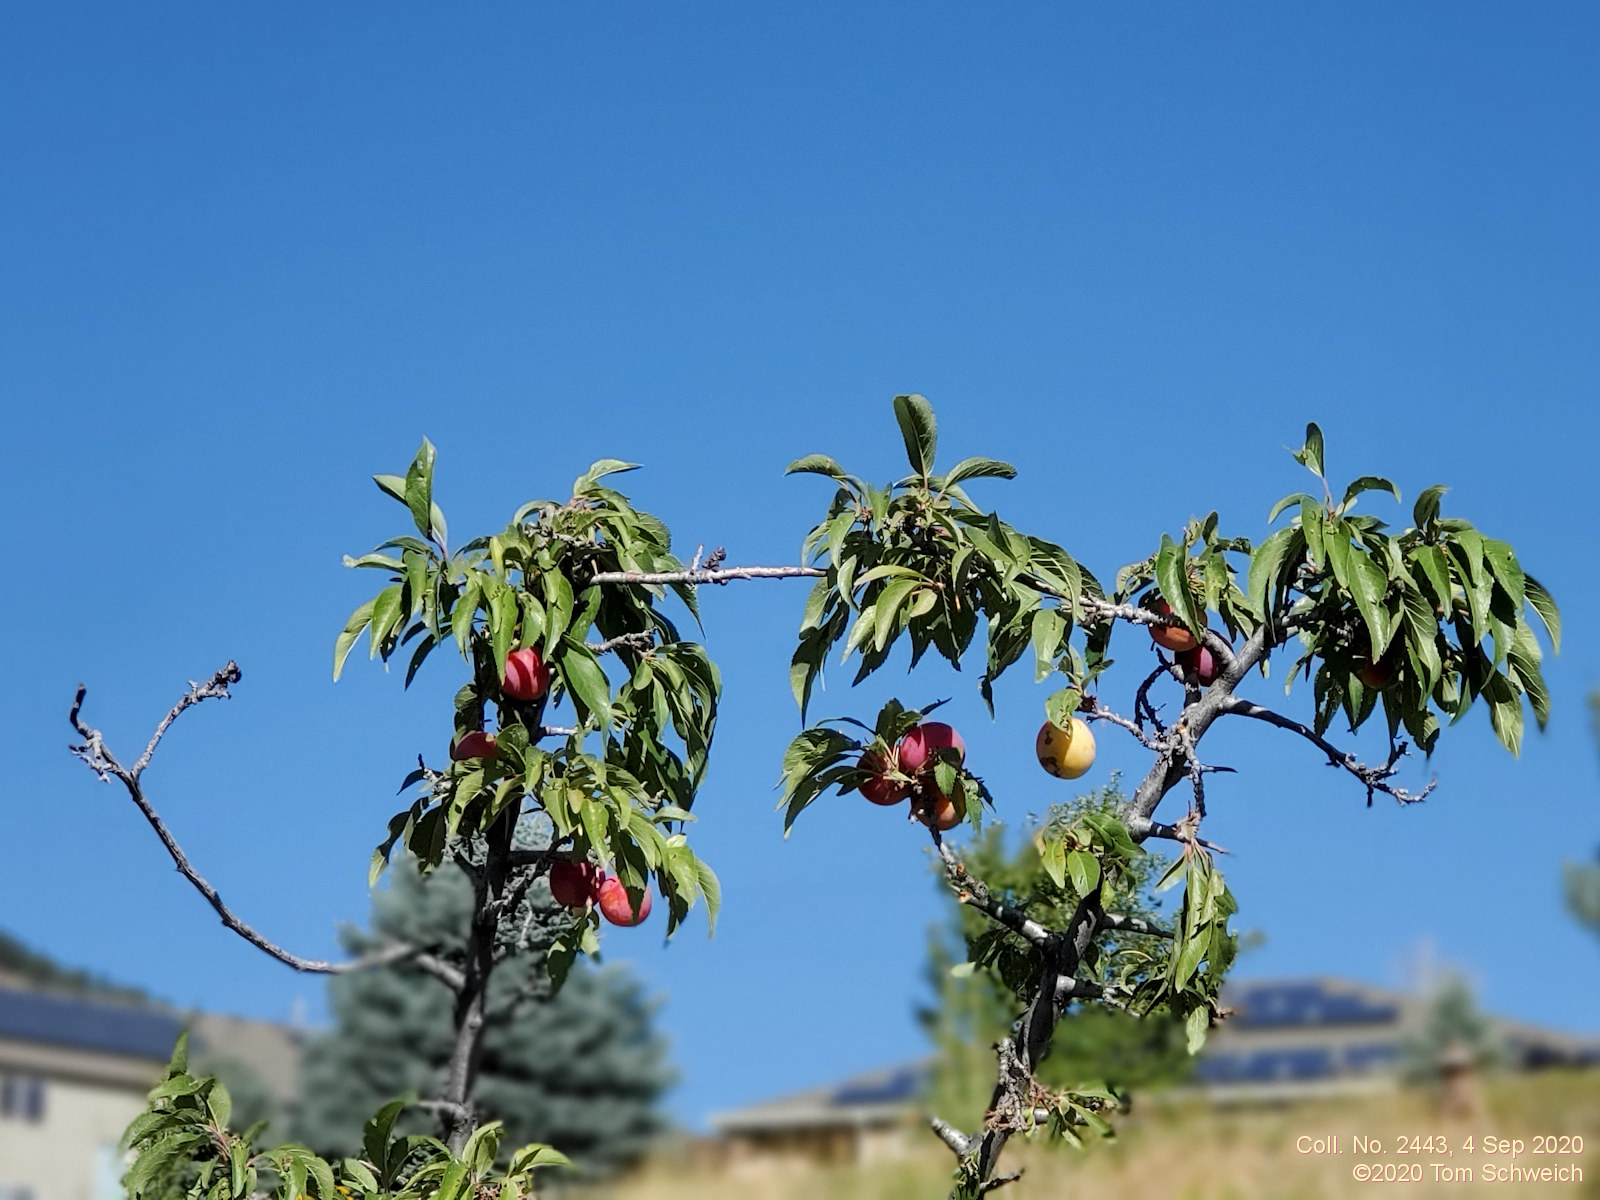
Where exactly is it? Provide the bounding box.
[775,396,1557,1197]
[67,396,1558,1200]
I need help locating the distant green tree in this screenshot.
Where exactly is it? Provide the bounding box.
[1399,974,1503,1082]
[1562,690,1600,940]
[0,928,148,1004]
[920,780,1192,1133]
[294,854,672,1177]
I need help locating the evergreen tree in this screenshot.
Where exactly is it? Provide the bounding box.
[295,853,672,1176]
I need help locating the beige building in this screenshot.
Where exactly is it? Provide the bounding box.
[0,981,301,1200]
[710,976,1600,1169]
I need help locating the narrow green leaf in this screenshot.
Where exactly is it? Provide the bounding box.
[1523,573,1561,652]
[942,456,1017,486]
[373,473,408,504]
[892,393,938,478]
[1266,491,1315,525]
[403,438,437,539]
[1066,849,1100,896]
[1412,484,1448,528]
[785,454,851,482]
[333,598,376,681]
[368,583,404,660]
[1340,475,1400,511]
[1293,422,1325,478]
[558,637,613,729]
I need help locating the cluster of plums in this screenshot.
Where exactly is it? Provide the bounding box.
[446,645,651,927]
[857,722,972,830]
[548,860,653,927]
[1147,597,1223,685]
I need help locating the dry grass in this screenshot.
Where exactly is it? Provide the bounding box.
[598,1070,1600,1200]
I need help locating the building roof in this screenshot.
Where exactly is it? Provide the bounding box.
[710,976,1600,1133]
[712,1061,931,1134]
[0,984,185,1063]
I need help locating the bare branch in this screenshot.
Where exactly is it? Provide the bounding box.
[1223,698,1437,806]
[927,1114,974,1157]
[1074,595,1238,668]
[409,951,467,992]
[1128,817,1232,855]
[1100,912,1173,938]
[1134,664,1169,734]
[589,631,655,655]
[539,725,578,738]
[1078,694,1161,750]
[589,564,824,586]
[935,840,1051,946]
[977,1172,1024,1195]
[69,667,456,982]
[130,663,242,777]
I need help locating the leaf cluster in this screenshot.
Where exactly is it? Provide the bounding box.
[787,394,1104,719]
[123,1038,569,1200]
[343,443,720,946]
[1247,424,1558,755]
[1128,848,1237,1055]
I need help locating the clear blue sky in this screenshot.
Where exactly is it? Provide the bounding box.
[3,2,1597,1132]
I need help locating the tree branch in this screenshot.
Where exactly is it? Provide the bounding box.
[935,841,1051,946]
[1078,695,1161,750]
[589,564,824,586]
[1100,912,1173,938]
[1222,698,1437,805]
[927,1114,974,1157]
[589,631,655,655]
[68,666,455,982]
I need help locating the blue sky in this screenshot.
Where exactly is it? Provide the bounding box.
[3,2,1597,1131]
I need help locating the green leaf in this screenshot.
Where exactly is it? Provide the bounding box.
[1044,687,1080,729]
[573,459,641,495]
[333,598,376,681]
[1340,475,1400,511]
[1292,422,1325,478]
[892,393,938,478]
[559,637,613,729]
[942,457,1017,486]
[206,1079,232,1128]
[369,584,404,659]
[694,857,722,934]
[1030,607,1066,682]
[1246,527,1299,618]
[1486,671,1525,756]
[1412,484,1448,528]
[373,473,408,504]
[1346,546,1392,655]
[1185,1004,1210,1055]
[1409,544,1452,609]
[1039,835,1066,889]
[1153,534,1203,634]
[1266,491,1315,525]
[509,1144,573,1172]
[785,454,853,483]
[873,578,919,652]
[403,438,437,539]
[1523,573,1561,652]
[1066,849,1100,897]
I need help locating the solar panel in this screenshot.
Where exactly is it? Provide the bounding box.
[831,1065,926,1106]
[0,987,183,1061]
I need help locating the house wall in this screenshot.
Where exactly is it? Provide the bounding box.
[0,1038,164,1200]
[0,1074,151,1200]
